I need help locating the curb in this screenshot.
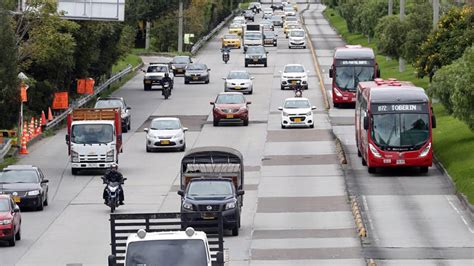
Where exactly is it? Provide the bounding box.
[350,196,367,238]
[334,137,347,165]
[300,3,331,110]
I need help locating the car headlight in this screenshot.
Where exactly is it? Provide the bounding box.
[282,112,289,116]
[369,144,382,158]
[225,201,236,210]
[106,149,115,162]
[239,106,247,111]
[121,113,126,119]
[174,133,184,139]
[27,190,40,196]
[419,143,431,157]
[182,202,193,210]
[172,65,176,69]
[305,111,312,116]
[0,220,12,225]
[334,89,343,97]
[71,150,79,162]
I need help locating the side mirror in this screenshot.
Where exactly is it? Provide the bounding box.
[237,190,245,196]
[108,254,117,266]
[329,67,333,78]
[279,70,282,73]
[363,116,369,130]
[65,135,70,142]
[13,205,20,213]
[41,179,49,183]
[431,115,437,129]
[250,77,255,80]
[141,69,146,73]
[278,107,283,111]
[221,77,226,80]
[266,51,269,54]
[210,101,215,105]
[311,106,316,110]
[183,127,189,132]
[177,190,184,197]
[144,128,149,133]
[126,106,131,110]
[247,101,252,105]
[208,69,211,71]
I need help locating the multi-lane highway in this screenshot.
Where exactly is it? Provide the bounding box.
[1,2,473,266]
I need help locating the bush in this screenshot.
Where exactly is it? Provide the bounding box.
[375,15,408,59]
[338,0,359,33]
[353,0,387,42]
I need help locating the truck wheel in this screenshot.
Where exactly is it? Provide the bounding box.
[264,62,267,67]
[245,62,248,67]
[232,225,239,236]
[71,168,79,175]
[357,149,362,157]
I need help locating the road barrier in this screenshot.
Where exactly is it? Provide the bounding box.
[0,139,12,163]
[45,65,133,131]
[351,197,367,238]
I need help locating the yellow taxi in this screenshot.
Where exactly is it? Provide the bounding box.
[228,23,243,37]
[222,34,241,49]
[285,24,302,38]
[283,21,299,35]
[293,5,298,11]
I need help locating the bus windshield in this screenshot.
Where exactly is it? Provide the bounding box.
[335,66,374,91]
[371,113,430,150]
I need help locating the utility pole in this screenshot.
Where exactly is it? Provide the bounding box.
[399,0,405,72]
[145,21,150,50]
[433,0,440,30]
[178,0,184,53]
[388,0,393,16]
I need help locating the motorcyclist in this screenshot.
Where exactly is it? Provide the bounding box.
[221,46,231,63]
[293,81,303,97]
[161,72,172,96]
[102,163,125,205]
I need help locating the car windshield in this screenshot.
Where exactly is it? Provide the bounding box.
[0,170,39,183]
[224,34,238,39]
[188,181,233,196]
[371,113,430,149]
[284,100,310,109]
[229,24,241,29]
[150,120,180,130]
[172,57,190,64]
[247,46,265,54]
[0,199,10,212]
[290,31,305,37]
[228,72,249,79]
[245,33,262,40]
[284,65,304,73]
[147,65,168,72]
[94,99,124,109]
[125,239,207,266]
[284,7,293,11]
[71,124,114,144]
[271,16,282,21]
[216,94,245,104]
[335,66,375,91]
[265,32,275,38]
[187,64,206,70]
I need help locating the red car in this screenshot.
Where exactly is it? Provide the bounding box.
[211,92,251,126]
[0,195,21,246]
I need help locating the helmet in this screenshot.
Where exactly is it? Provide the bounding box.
[110,163,118,170]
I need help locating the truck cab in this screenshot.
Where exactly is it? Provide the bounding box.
[66,108,122,175]
[143,63,175,91]
[122,228,212,266]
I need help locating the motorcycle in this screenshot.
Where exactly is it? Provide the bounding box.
[162,80,171,99]
[103,177,126,213]
[222,49,230,64]
[291,81,303,97]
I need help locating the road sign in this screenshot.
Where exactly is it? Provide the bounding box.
[58,0,125,21]
[184,33,195,45]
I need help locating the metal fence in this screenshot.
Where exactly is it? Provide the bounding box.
[0,139,12,163]
[45,64,133,131]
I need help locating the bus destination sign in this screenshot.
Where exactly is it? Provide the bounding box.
[371,103,428,114]
[336,59,374,66]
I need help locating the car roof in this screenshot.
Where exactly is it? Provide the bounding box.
[334,46,375,60]
[370,87,428,103]
[285,97,310,101]
[189,178,234,183]
[152,117,180,122]
[3,165,38,171]
[218,92,244,95]
[229,70,248,73]
[97,97,124,101]
[284,64,304,67]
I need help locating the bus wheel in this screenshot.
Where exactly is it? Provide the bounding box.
[361,157,367,166]
[420,166,428,174]
[357,149,361,157]
[368,167,376,174]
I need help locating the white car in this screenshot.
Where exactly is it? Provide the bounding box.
[144,117,188,152]
[279,98,316,128]
[288,29,306,49]
[284,7,296,17]
[280,64,309,90]
[223,70,254,94]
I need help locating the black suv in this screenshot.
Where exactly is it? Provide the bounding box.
[178,178,244,236]
[94,97,132,133]
[0,165,49,211]
[245,45,268,67]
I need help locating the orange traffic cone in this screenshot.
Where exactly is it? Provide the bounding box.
[29,118,35,138]
[41,111,47,126]
[47,107,53,121]
[23,123,29,142]
[19,135,28,154]
[36,118,42,135]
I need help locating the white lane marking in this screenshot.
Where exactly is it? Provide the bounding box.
[362,195,379,242]
[445,195,474,234]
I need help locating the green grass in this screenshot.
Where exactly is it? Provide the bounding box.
[324,8,474,204]
[0,156,18,171]
[112,53,142,74]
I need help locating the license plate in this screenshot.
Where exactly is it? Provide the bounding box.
[235,86,241,90]
[88,163,98,167]
[253,59,258,62]
[202,213,215,219]
[294,118,302,122]
[13,196,21,203]
[192,76,198,80]
[352,98,356,102]
[160,140,170,145]
[291,80,297,85]
[226,114,234,119]
[177,69,183,73]
[396,159,405,165]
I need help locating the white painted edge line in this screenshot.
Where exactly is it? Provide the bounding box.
[445,195,474,234]
[362,195,379,241]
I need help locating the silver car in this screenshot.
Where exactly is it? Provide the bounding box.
[223,70,254,94]
[144,118,188,152]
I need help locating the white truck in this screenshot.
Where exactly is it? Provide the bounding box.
[243,24,263,52]
[66,108,122,175]
[107,212,225,266]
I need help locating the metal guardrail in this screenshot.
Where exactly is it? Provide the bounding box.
[0,139,12,163]
[45,64,133,130]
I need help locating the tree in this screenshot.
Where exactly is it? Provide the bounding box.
[0,7,19,128]
[416,6,474,79]
[353,0,387,42]
[401,1,432,64]
[338,0,359,33]
[374,15,408,59]
[429,46,474,130]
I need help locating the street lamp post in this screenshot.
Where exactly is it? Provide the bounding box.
[18,72,29,143]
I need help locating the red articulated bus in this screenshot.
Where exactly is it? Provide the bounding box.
[329,45,380,107]
[355,79,436,174]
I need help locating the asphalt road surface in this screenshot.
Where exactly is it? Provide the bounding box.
[1,2,472,266]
